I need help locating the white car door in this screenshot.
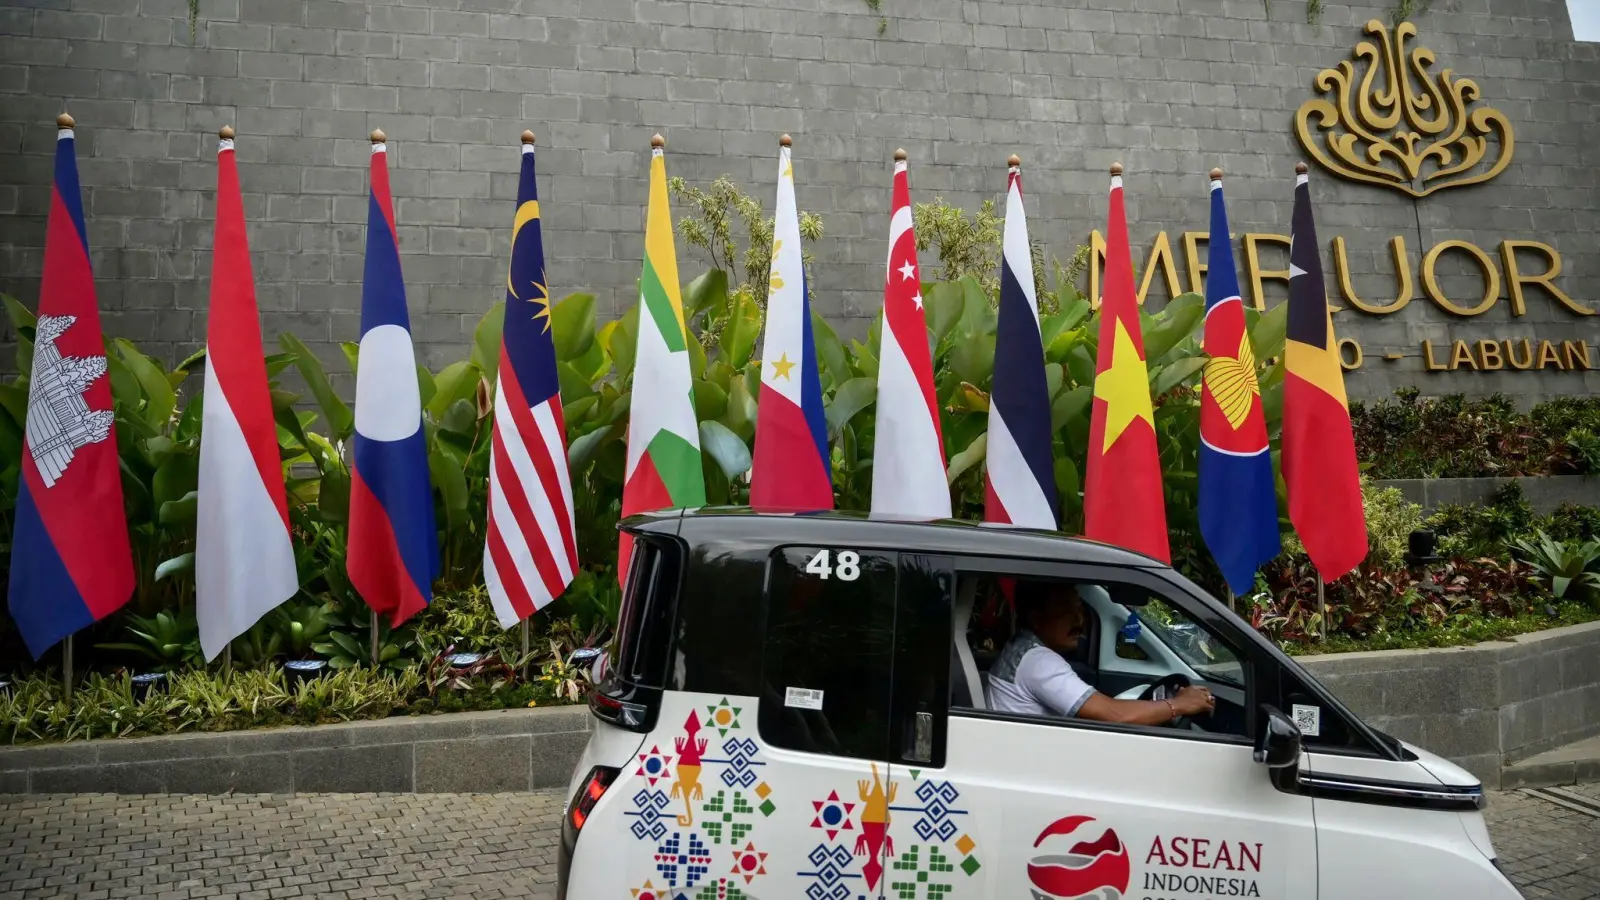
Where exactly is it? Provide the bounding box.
[937,561,1321,900]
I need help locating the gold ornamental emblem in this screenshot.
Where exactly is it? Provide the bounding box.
[1294,19,1514,198]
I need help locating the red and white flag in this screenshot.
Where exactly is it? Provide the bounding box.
[196,129,299,660]
[869,152,950,519]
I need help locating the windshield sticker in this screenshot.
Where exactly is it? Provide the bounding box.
[1292,703,1322,737]
[785,686,824,710]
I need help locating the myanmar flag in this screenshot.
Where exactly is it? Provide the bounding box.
[619,136,705,584]
[1083,165,1169,563]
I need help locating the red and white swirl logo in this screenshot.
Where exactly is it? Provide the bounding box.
[1026,815,1131,900]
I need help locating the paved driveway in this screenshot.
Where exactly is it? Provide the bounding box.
[0,786,1596,899]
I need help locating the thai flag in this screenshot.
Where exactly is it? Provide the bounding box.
[195,128,300,660]
[347,133,438,627]
[484,133,578,628]
[985,159,1058,529]
[750,137,832,512]
[7,114,134,659]
[1198,173,1281,594]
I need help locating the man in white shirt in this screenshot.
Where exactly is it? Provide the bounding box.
[986,581,1215,726]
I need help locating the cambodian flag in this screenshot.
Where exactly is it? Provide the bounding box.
[7,114,135,659]
[750,137,832,512]
[1198,172,1280,594]
[347,131,438,627]
[985,157,1057,529]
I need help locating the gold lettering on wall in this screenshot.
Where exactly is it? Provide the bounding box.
[1243,234,1291,312]
[1500,240,1593,317]
[1422,240,1500,316]
[1293,19,1515,197]
[1338,337,1363,370]
[1563,340,1592,370]
[1449,339,1478,370]
[1423,340,1449,371]
[1505,338,1535,370]
[1476,340,1504,370]
[1537,340,1565,370]
[1333,235,1413,314]
[1089,230,1186,308]
[1183,231,1209,294]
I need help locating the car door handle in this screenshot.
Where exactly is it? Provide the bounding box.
[907,710,933,763]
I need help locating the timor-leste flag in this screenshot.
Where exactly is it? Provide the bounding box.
[1084,166,1169,563]
[618,136,705,585]
[1283,166,1367,580]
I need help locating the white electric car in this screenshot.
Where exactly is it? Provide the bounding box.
[558,510,1521,900]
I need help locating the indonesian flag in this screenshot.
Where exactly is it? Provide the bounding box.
[196,129,299,660]
[869,152,949,519]
[619,137,705,583]
[1083,166,1169,562]
[1283,166,1367,579]
[985,159,1058,529]
[750,138,832,512]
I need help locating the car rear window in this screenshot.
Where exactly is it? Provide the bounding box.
[610,538,678,689]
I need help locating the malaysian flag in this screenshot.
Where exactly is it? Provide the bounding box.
[484,131,578,627]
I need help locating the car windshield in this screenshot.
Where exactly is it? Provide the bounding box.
[1130,597,1245,688]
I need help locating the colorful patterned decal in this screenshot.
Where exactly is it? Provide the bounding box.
[638,746,675,786]
[693,879,753,900]
[798,842,866,900]
[729,842,769,884]
[705,697,742,736]
[655,832,714,887]
[856,764,897,891]
[701,790,757,845]
[889,844,955,900]
[810,790,857,841]
[711,736,766,790]
[628,787,673,842]
[895,772,981,879]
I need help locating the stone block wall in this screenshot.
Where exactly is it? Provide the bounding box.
[0,0,1597,402]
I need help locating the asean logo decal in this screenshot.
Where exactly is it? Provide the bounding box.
[1026,815,1130,900]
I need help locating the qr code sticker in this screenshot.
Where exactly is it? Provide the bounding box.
[785,686,824,710]
[1291,703,1321,737]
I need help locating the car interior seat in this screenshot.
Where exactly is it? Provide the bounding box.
[950,577,984,709]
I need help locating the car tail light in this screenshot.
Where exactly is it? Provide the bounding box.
[568,766,618,834]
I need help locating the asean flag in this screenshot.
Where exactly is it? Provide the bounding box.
[7,114,135,659]
[750,136,831,512]
[1198,171,1280,595]
[347,131,439,627]
[1083,164,1168,563]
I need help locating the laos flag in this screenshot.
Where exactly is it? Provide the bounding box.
[8,115,135,659]
[1198,172,1280,595]
[750,138,831,511]
[347,132,438,627]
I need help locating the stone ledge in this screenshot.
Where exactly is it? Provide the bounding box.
[0,705,592,795]
[1374,474,1600,515]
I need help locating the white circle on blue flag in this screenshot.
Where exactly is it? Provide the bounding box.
[354,324,422,442]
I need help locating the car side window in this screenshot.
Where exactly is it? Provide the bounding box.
[759,546,896,760]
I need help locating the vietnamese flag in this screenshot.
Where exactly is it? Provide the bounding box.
[1083,164,1169,563]
[1283,164,1367,580]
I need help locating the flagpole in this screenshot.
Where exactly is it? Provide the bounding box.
[370,609,379,665]
[62,635,74,701]
[1315,576,1326,641]
[520,617,530,677]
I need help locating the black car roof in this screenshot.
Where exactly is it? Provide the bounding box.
[621,507,1168,569]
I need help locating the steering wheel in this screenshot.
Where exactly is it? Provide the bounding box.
[1138,673,1193,729]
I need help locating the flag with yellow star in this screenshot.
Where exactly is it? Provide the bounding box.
[1083,166,1169,562]
[750,138,832,511]
[484,132,578,629]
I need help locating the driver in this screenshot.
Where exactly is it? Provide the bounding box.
[985,580,1217,726]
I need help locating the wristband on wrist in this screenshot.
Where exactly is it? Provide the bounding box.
[1164,699,1176,722]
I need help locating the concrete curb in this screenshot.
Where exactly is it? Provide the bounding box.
[0,706,591,795]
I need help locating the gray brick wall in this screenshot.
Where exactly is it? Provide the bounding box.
[0,0,1596,402]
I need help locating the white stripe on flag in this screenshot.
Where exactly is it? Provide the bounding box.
[485,386,575,628]
[486,454,554,627]
[196,359,299,660]
[986,406,1055,529]
[532,400,577,548]
[871,325,951,519]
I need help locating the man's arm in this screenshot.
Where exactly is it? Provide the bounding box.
[1079,686,1215,726]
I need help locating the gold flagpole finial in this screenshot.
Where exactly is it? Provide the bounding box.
[1210,167,1223,180]
[57,113,74,128]
[220,125,236,140]
[779,134,792,147]
[1007,154,1021,167]
[893,148,907,162]
[370,128,386,143]
[1295,162,1309,175]
[651,133,665,148]
[521,129,535,145]
[1110,162,1124,176]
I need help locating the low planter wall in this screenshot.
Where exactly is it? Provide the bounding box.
[1298,620,1600,787]
[0,705,590,795]
[1374,474,1600,514]
[4,622,1597,794]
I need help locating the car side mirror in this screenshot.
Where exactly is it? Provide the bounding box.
[1255,705,1303,792]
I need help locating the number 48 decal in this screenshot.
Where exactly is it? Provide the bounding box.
[804,549,861,581]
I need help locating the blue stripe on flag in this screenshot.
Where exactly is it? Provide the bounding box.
[991,254,1057,520]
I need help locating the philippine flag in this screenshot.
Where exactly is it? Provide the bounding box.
[195,127,300,660]
[347,130,439,627]
[7,114,135,659]
[750,136,832,512]
[985,157,1058,530]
